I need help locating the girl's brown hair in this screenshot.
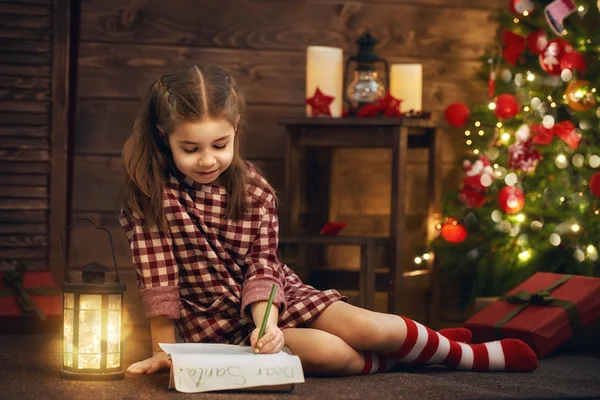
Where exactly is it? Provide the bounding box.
[122,65,262,231]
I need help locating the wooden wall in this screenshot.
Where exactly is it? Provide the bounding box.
[0,0,52,273]
[69,0,502,325]
[0,0,70,280]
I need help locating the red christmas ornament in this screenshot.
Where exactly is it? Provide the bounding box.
[305,87,335,117]
[526,30,548,55]
[445,102,470,127]
[508,138,543,173]
[510,0,534,15]
[539,39,572,75]
[441,218,468,244]
[559,51,587,75]
[498,186,525,214]
[590,172,600,199]
[495,94,519,119]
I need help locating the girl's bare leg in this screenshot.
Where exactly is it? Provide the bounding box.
[307,301,404,354]
[282,327,365,376]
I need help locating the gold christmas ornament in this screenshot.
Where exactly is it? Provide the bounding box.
[565,80,596,111]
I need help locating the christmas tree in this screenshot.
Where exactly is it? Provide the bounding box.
[429,0,600,307]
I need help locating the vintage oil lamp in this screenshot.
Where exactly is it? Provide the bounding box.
[344,32,389,113]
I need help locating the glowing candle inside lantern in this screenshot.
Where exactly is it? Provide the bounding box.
[390,64,423,112]
[306,46,343,117]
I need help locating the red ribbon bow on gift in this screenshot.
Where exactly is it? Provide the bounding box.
[531,120,580,149]
[503,30,526,66]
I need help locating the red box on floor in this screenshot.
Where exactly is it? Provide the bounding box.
[464,273,600,358]
[0,269,62,334]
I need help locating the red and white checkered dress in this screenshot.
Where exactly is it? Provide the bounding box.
[119,164,344,345]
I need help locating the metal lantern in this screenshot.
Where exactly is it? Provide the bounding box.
[344,32,390,113]
[60,218,126,381]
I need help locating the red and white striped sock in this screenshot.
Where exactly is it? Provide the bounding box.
[388,317,538,372]
[360,351,396,374]
[359,328,472,374]
[438,327,472,343]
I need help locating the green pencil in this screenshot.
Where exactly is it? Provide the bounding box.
[255,283,277,354]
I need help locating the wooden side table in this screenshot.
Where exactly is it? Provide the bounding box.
[278,117,441,321]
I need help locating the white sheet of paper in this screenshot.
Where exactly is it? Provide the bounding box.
[159,343,305,393]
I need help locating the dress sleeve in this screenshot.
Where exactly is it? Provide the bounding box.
[241,195,287,320]
[119,208,181,320]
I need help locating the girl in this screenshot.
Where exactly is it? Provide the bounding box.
[120,65,538,376]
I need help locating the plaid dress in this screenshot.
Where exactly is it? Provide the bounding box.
[119,164,344,345]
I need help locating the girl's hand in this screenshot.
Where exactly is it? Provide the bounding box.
[126,352,171,375]
[250,324,284,354]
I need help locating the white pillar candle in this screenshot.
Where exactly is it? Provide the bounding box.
[306,46,343,117]
[390,64,423,112]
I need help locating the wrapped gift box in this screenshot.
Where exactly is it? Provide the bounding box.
[0,268,62,334]
[464,272,600,358]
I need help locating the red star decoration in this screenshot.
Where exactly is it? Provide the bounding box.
[305,87,334,117]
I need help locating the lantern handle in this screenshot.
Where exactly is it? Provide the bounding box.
[60,218,121,284]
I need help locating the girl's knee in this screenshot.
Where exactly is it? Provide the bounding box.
[342,312,392,350]
[285,329,362,376]
[303,340,360,376]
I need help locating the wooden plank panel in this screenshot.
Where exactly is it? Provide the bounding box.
[327,160,463,271]
[0,223,46,234]
[76,42,483,109]
[0,185,47,198]
[0,13,50,29]
[68,212,133,270]
[249,158,285,194]
[0,38,51,53]
[0,76,50,90]
[0,198,48,210]
[0,258,46,271]
[75,99,302,158]
[0,210,47,222]
[70,155,284,212]
[0,27,51,40]
[80,0,495,60]
[0,63,50,76]
[0,247,46,259]
[0,100,48,113]
[0,148,49,161]
[0,235,46,246]
[0,51,50,65]
[330,150,463,218]
[0,136,49,149]
[0,112,48,124]
[0,125,49,137]
[0,87,50,100]
[71,155,124,212]
[74,98,135,155]
[0,161,48,174]
[0,0,51,5]
[0,3,51,15]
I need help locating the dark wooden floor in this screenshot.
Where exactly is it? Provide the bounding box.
[1,325,599,400]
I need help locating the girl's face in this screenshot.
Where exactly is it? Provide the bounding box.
[167,118,235,185]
